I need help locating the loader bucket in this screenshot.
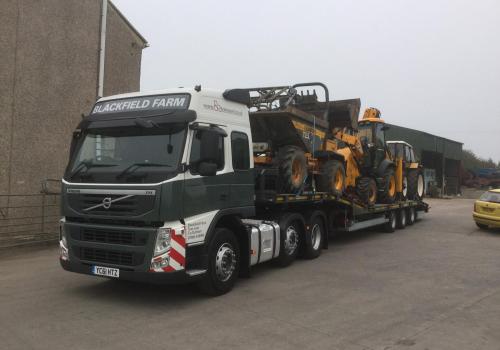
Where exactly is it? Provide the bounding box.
[327,98,361,130]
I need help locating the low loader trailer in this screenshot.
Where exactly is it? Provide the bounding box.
[60,85,429,295]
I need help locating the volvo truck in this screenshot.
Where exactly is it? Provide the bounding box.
[60,84,428,295]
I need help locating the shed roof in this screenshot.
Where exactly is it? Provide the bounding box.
[385,124,463,161]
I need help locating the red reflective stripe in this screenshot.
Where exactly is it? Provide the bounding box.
[162,266,175,272]
[171,233,185,247]
[169,249,185,266]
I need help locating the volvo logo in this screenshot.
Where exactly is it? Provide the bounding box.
[102,197,112,209]
[83,194,134,212]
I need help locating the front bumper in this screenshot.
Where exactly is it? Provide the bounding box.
[60,259,203,285]
[473,212,500,228]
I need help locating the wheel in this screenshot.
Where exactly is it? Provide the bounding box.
[198,228,239,296]
[378,167,397,204]
[476,222,489,230]
[407,169,425,200]
[356,177,377,205]
[303,213,325,259]
[396,209,406,229]
[278,146,307,194]
[276,213,302,267]
[406,207,416,225]
[384,211,397,233]
[317,160,346,196]
[401,175,408,200]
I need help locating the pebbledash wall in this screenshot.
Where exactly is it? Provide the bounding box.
[0,0,147,247]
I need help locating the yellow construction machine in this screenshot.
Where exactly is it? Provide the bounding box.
[247,83,422,206]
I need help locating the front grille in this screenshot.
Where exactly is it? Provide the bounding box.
[67,192,156,217]
[81,194,137,215]
[79,247,144,266]
[82,228,134,245]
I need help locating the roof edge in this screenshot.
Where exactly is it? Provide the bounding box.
[108,0,149,47]
[386,123,463,146]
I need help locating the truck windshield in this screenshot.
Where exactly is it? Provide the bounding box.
[65,124,187,183]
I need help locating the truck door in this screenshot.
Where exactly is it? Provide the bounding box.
[183,127,231,219]
[229,131,254,208]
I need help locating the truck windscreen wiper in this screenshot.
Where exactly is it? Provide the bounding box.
[69,160,117,179]
[116,162,171,179]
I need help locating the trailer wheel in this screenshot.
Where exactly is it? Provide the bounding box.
[276,213,302,267]
[384,211,397,233]
[317,160,346,196]
[278,146,307,194]
[304,212,325,259]
[407,207,416,225]
[356,177,377,206]
[396,209,407,229]
[198,228,239,296]
[378,167,397,204]
[407,169,424,200]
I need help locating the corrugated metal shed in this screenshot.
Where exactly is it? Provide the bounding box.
[385,124,463,160]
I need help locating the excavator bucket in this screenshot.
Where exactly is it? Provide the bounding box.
[327,98,361,131]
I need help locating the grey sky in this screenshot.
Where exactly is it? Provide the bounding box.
[113,0,500,162]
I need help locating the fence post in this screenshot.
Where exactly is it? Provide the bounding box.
[41,192,46,234]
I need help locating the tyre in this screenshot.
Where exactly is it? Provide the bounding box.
[198,228,239,296]
[317,160,346,196]
[356,177,377,206]
[378,167,397,204]
[476,222,489,230]
[396,209,406,229]
[276,213,302,267]
[384,211,397,233]
[407,169,425,200]
[303,212,325,259]
[406,207,416,225]
[278,146,307,194]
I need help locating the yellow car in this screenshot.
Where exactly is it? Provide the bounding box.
[473,189,500,229]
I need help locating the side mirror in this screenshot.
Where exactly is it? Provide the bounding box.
[198,162,217,176]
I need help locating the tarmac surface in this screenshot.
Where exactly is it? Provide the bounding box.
[1,198,500,350]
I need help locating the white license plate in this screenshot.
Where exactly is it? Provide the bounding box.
[92,266,120,278]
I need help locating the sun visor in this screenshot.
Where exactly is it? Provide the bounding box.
[82,110,197,130]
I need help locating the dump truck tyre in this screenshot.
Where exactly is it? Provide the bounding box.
[279,146,307,194]
[407,169,424,200]
[356,177,377,205]
[317,160,346,196]
[378,167,397,204]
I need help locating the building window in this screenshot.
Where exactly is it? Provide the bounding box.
[231,132,250,171]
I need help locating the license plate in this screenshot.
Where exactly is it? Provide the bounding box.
[92,265,119,278]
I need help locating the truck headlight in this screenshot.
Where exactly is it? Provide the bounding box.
[59,222,67,248]
[154,228,171,256]
[59,219,69,261]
